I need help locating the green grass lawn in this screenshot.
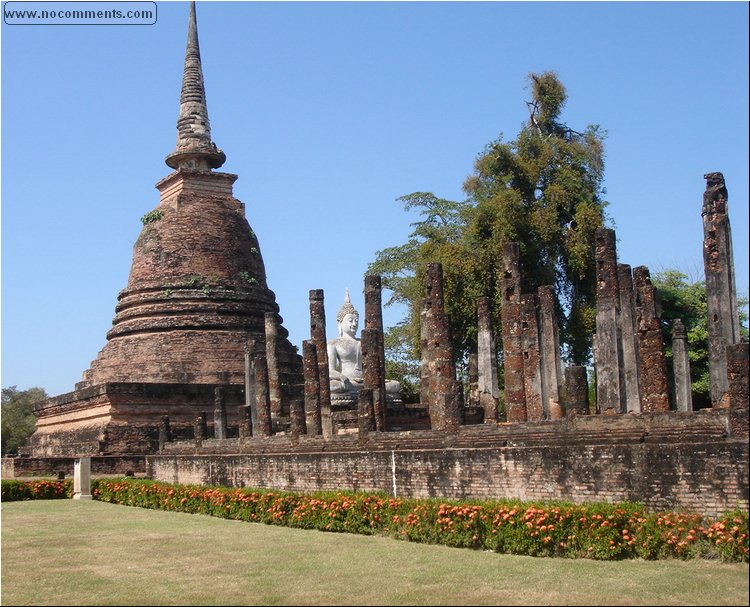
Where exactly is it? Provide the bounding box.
[2,500,748,606]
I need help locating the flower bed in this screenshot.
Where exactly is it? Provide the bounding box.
[1,479,72,501]
[90,478,748,562]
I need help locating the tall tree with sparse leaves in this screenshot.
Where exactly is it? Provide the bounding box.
[369,71,608,373]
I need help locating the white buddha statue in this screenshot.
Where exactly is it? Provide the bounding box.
[328,289,401,402]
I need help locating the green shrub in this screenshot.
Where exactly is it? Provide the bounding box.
[90,479,748,562]
[1,479,72,501]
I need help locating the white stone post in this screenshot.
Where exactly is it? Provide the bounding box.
[73,457,92,500]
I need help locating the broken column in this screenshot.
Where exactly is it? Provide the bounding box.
[594,228,624,414]
[194,412,207,444]
[158,415,172,450]
[254,354,273,436]
[302,339,322,436]
[520,293,543,422]
[702,172,741,407]
[420,262,461,431]
[264,312,283,419]
[538,285,564,420]
[564,366,589,416]
[477,296,499,423]
[617,264,642,413]
[726,343,749,439]
[364,275,388,430]
[633,266,670,413]
[357,387,375,442]
[672,319,693,412]
[289,395,306,442]
[501,243,527,422]
[309,289,333,437]
[238,404,253,439]
[213,386,227,439]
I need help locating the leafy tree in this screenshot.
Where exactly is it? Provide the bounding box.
[369,71,608,373]
[1,386,45,455]
[653,271,748,410]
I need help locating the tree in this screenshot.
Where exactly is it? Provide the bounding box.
[1,386,46,455]
[653,271,748,410]
[369,72,608,373]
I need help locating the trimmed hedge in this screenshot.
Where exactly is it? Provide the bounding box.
[1,479,72,501]
[89,478,749,562]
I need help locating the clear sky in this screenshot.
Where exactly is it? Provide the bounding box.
[2,1,748,397]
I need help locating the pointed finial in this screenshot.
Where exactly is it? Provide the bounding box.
[337,288,358,323]
[165,1,225,171]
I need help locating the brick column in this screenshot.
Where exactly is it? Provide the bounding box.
[617,264,642,412]
[702,172,741,407]
[564,366,589,416]
[309,290,332,437]
[501,243,527,422]
[254,354,273,436]
[158,415,171,451]
[362,328,385,431]
[213,386,227,439]
[477,297,499,422]
[520,293,543,421]
[194,412,207,444]
[538,286,564,419]
[364,275,388,430]
[633,266,670,413]
[244,338,257,433]
[420,262,461,431]
[727,343,748,438]
[302,339,322,436]
[264,312,283,419]
[672,319,693,412]
[358,388,375,442]
[238,405,253,439]
[594,229,624,414]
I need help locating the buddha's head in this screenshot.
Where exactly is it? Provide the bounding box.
[336,289,359,338]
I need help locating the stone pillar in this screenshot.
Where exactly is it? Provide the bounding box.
[633,266,670,413]
[538,286,564,420]
[238,405,253,439]
[302,339,322,436]
[358,388,375,442]
[477,296,499,423]
[564,366,589,416]
[73,457,92,500]
[672,319,693,412]
[213,386,227,439]
[594,228,624,414]
[289,396,306,441]
[364,275,388,430]
[467,353,479,408]
[420,262,461,431]
[726,343,749,439]
[617,264,642,413]
[194,412,207,443]
[520,293,543,422]
[501,243,527,422]
[309,290,333,437]
[244,338,257,433]
[362,328,385,431]
[702,172,741,407]
[264,312,283,419]
[254,354,273,437]
[158,415,171,451]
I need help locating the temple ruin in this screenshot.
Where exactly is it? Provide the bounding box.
[5,3,746,518]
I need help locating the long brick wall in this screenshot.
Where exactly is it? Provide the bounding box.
[148,410,748,518]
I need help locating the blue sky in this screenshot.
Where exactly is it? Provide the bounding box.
[2,1,748,397]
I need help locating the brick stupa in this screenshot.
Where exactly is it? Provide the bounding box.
[28,3,302,457]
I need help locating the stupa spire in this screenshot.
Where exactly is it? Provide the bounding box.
[165,1,225,171]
